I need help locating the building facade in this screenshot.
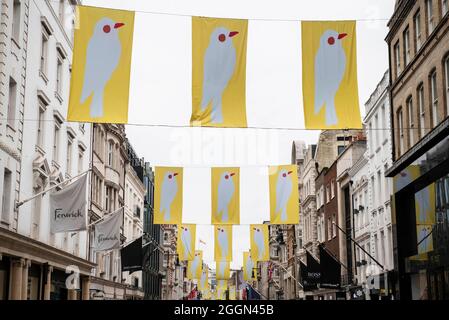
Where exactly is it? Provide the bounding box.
[142,163,163,300]
[0,0,96,300]
[364,70,395,299]
[386,0,449,300]
[89,123,127,299]
[122,140,145,299]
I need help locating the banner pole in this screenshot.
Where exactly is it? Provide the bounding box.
[15,168,92,210]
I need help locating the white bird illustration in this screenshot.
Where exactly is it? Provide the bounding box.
[160,172,179,222]
[201,27,239,124]
[275,169,293,222]
[180,226,192,258]
[314,30,348,126]
[190,252,201,278]
[245,254,254,279]
[217,227,229,260]
[253,227,265,260]
[81,18,125,118]
[217,172,235,222]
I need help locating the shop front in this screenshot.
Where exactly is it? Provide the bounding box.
[387,119,449,300]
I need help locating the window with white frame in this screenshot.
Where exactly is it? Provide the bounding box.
[108,141,114,167]
[40,25,50,76]
[78,146,84,174]
[1,169,12,224]
[37,102,46,148]
[418,84,426,138]
[67,138,73,175]
[430,70,438,127]
[332,214,336,238]
[407,96,414,147]
[426,0,435,35]
[56,52,64,97]
[12,0,21,43]
[53,122,61,163]
[414,11,422,51]
[8,77,17,129]
[368,122,373,153]
[381,104,387,142]
[374,114,379,149]
[326,185,330,203]
[394,41,401,77]
[327,217,332,240]
[331,179,335,199]
[403,27,411,66]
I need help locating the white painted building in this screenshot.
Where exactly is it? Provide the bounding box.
[349,153,370,287]
[364,70,394,296]
[122,157,144,291]
[1,0,94,300]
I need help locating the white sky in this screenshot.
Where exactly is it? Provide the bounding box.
[85,0,395,269]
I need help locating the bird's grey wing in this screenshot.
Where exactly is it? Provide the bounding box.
[314,47,331,113]
[275,178,288,212]
[217,179,226,213]
[201,45,219,109]
[80,39,97,103]
[220,45,236,89]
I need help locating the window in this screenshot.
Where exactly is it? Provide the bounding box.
[1,169,12,224]
[407,96,414,147]
[374,114,379,149]
[377,171,382,204]
[398,108,404,155]
[442,0,448,16]
[40,27,49,76]
[414,11,422,51]
[381,104,387,142]
[403,28,411,65]
[394,41,401,77]
[426,0,435,35]
[368,122,373,153]
[67,139,73,174]
[331,180,335,199]
[445,56,449,116]
[371,176,376,206]
[108,141,114,167]
[105,187,110,212]
[53,124,60,163]
[56,54,63,96]
[417,84,426,138]
[31,186,42,240]
[78,146,84,174]
[12,0,21,43]
[8,77,17,128]
[326,185,330,203]
[332,214,336,238]
[337,145,345,155]
[430,70,438,126]
[58,0,65,25]
[37,104,45,148]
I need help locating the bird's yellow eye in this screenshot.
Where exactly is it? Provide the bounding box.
[103,25,111,33]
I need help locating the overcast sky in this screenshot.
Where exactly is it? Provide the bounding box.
[85,0,395,269]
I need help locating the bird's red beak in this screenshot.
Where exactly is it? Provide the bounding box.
[229,31,239,37]
[114,22,125,29]
[338,33,347,40]
[230,173,235,177]
[288,171,293,175]
[173,173,178,177]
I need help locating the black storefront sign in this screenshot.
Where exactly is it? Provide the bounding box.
[319,245,341,289]
[305,251,321,290]
[121,236,143,273]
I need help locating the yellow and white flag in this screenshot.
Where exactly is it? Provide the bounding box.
[243,251,256,281]
[198,267,209,291]
[211,167,240,224]
[187,251,203,279]
[154,167,183,224]
[250,224,269,261]
[177,224,196,261]
[214,225,233,261]
[68,6,134,124]
[216,261,230,280]
[269,165,300,224]
[191,17,248,128]
[302,21,361,129]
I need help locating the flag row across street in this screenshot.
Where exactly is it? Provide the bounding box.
[68,5,362,129]
[154,165,300,225]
